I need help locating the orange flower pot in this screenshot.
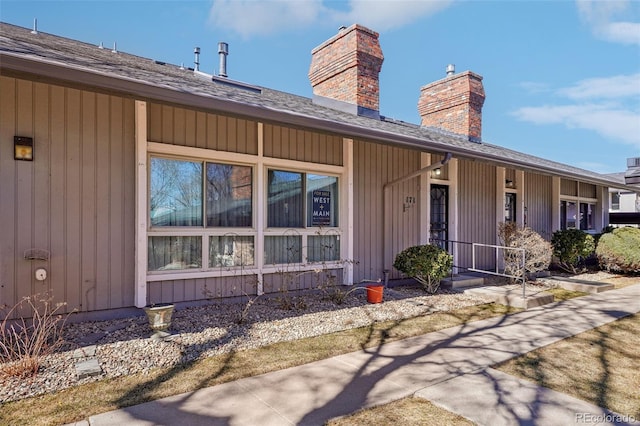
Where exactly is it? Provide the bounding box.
[366,285,384,304]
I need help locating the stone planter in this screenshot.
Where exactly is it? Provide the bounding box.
[143,303,174,337]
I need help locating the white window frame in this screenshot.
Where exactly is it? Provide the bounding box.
[143,142,346,282]
[560,196,597,232]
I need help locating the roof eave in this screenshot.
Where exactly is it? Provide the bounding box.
[1,53,637,192]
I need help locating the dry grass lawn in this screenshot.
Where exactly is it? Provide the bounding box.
[496,312,640,418]
[327,397,474,426]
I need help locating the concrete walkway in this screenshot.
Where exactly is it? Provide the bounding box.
[78,284,639,426]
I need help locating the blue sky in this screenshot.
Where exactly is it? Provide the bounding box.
[2,0,639,174]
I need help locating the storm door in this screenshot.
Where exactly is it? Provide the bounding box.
[430,184,449,249]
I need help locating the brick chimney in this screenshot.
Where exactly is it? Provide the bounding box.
[309,24,384,118]
[418,66,485,142]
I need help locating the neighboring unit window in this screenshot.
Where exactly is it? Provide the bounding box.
[579,202,594,230]
[560,200,577,230]
[206,163,253,227]
[150,158,203,226]
[148,236,202,271]
[505,193,516,223]
[611,192,620,210]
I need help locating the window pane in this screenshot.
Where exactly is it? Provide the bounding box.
[148,236,202,271]
[612,193,620,210]
[206,163,252,227]
[580,203,594,230]
[264,235,302,264]
[150,158,202,226]
[307,175,338,227]
[268,170,303,228]
[308,234,340,262]
[563,201,577,229]
[505,193,516,223]
[210,235,255,267]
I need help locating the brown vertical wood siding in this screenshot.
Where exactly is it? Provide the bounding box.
[147,103,259,155]
[579,182,597,199]
[352,140,421,281]
[524,172,553,239]
[0,76,135,317]
[561,178,577,196]
[263,124,343,165]
[457,159,497,269]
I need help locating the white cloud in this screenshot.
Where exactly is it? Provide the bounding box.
[574,161,617,174]
[512,103,640,147]
[332,0,454,32]
[208,0,325,38]
[558,73,640,100]
[513,73,640,148]
[208,0,453,38]
[576,0,640,45]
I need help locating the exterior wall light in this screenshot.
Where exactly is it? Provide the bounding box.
[431,167,441,178]
[14,136,33,161]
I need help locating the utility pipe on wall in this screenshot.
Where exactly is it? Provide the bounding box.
[382,152,453,273]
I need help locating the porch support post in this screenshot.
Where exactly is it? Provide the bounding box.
[343,138,354,285]
[420,153,431,245]
[552,176,561,232]
[515,170,525,226]
[596,186,608,231]
[496,166,506,241]
[134,100,148,308]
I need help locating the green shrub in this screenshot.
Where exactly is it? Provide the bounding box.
[551,229,595,274]
[393,244,453,294]
[498,222,552,280]
[596,227,640,274]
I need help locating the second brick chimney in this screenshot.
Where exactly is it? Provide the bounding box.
[418,67,485,142]
[309,24,384,118]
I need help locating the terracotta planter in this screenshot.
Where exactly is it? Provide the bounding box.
[366,285,384,304]
[143,303,174,332]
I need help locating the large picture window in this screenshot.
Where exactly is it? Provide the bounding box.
[148,156,254,272]
[147,156,343,273]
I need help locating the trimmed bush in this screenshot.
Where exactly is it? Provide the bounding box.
[393,244,453,294]
[596,227,640,274]
[551,229,595,274]
[498,222,552,280]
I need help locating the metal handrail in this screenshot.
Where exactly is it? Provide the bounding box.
[429,238,527,299]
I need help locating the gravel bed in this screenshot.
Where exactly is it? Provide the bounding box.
[1,286,495,403]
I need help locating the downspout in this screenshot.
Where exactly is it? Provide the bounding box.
[382,153,452,273]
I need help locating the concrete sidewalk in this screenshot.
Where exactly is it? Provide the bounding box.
[80,284,639,426]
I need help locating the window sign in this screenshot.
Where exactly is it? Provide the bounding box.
[312,190,331,226]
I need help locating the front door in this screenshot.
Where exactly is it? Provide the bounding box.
[430,184,449,248]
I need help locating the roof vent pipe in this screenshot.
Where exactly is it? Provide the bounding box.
[31,18,38,34]
[446,64,455,76]
[194,47,201,72]
[218,42,228,78]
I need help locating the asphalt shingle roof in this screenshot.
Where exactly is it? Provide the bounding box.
[0,22,634,190]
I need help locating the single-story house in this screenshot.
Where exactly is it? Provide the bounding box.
[1,22,637,320]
